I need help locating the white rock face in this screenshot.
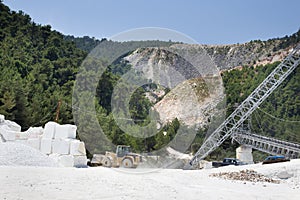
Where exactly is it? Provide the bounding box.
[154,77,225,127]
[124,47,225,128]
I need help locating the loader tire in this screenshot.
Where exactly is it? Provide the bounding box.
[102,157,112,168]
[122,158,133,168]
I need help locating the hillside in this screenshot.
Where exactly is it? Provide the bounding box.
[204,32,300,70]
[0,2,86,128]
[69,28,300,71]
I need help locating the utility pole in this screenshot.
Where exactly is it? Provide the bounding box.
[55,99,62,123]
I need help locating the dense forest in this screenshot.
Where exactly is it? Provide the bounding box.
[0,2,299,160]
[0,2,86,129]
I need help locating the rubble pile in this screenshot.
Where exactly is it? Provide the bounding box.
[210,169,280,184]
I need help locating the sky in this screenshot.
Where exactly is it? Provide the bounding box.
[3,0,300,44]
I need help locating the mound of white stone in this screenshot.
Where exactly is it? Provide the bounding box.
[0,114,87,167]
[0,142,58,167]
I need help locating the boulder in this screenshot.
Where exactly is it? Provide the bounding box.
[277,171,293,179]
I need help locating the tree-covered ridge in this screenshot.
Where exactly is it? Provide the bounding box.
[0,2,87,128]
[64,34,179,54]
[64,35,104,52]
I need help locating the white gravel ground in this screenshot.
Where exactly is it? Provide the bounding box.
[0,158,299,200]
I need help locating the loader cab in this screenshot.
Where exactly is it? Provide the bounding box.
[116,145,131,157]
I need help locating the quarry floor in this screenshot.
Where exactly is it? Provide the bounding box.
[1,160,300,200]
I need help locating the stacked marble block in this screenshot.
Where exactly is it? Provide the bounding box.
[40,121,87,167]
[0,115,87,167]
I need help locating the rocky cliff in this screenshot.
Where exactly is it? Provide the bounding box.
[120,30,299,128]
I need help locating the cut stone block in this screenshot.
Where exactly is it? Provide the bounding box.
[4,120,21,132]
[0,125,16,141]
[73,155,87,168]
[58,155,74,167]
[25,127,44,138]
[43,121,58,139]
[52,139,70,155]
[54,124,77,139]
[27,138,41,150]
[48,153,59,163]
[15,131,29,140]
[14,138,40,150]
[0,114,4,123]
[41,138,52,154]
[70,140,86,155]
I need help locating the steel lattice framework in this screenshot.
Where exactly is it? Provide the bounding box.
[189,44,300,167]
[232,130,300,159]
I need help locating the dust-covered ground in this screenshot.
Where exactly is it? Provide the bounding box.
[0,159,300,200]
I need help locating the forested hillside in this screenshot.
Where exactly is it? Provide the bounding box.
[0,2,86,129]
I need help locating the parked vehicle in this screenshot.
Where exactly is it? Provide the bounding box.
[212,158,246,168]
[262,155,290,164]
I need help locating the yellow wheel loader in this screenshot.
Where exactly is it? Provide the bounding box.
[91,145,142,168]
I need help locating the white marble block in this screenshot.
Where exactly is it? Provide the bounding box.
[0,114,4,123]
[4,120,21,132]
[43,122,58,139]
[40,138,52,154]
[70,140,86,156]
[0,125,16,141]
[54,124,77,139]
[73,155,87,167]
[58,155,74,167]
[25,127,44,138]
[52,139,70,155]
[27,138,41,150]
